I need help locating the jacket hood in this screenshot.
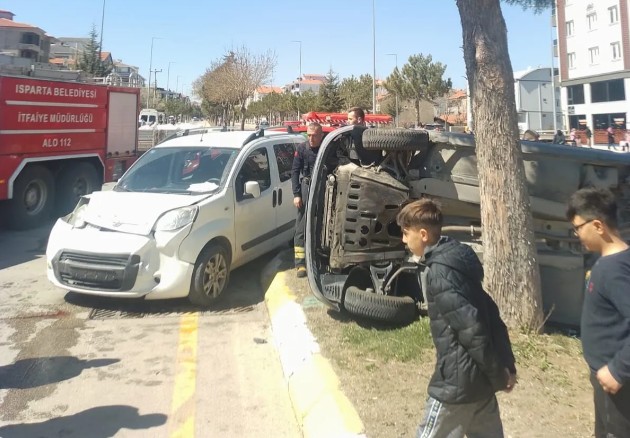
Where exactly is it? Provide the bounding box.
[424,236,484,283]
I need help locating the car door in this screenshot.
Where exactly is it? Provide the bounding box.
[233,143,276,264]
[270,140,300,247]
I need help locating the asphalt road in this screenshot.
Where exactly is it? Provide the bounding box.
[0,222,299,437]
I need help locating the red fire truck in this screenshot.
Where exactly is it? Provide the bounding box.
[0,75,140,230]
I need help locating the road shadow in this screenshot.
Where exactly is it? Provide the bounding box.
[0,405,167,437]
[63,248,284,316]
[0,356,120,389]
[0,220,55,270]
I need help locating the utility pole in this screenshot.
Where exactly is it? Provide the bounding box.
[98,0,106,75]
[291,40,302,118]
[152,69,162,105]
[166,61,176,102]
[147,37,161,109]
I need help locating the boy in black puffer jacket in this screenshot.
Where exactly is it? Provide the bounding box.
[396,198,517,438]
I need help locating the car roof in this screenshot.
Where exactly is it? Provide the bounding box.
[154,129,302,149]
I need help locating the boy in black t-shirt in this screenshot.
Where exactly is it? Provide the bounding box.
[567,188,630,437]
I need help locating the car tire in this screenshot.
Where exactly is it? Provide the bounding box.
[362,128,429,151]
[343,286,418,325]
[5,165,55,230]
[189,244,230,307]
[56,163,101,216]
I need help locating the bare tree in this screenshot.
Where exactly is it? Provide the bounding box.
[456,0,550,330]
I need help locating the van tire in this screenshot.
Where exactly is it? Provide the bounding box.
[6,165,55,230]
[343,286,418,325]
[362,128,429,151]
[189,244,230,307]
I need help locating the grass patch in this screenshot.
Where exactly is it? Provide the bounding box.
[338,317,434,363]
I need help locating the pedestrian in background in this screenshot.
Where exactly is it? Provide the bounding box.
[553,129,566,145]
[566,188,630,437]
[619,130,630,152]
[608,126,615,150]
[522,129,540,141]
[585,125,593,147]
[347,107,366,126]
[396,199,517,438]
[291,122,323,278]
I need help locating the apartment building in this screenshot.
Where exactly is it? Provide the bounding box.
[0,10,52,63]
[557,0,630,137]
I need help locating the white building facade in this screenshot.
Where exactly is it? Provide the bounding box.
[557,0,630,137]
[514,67,563,132]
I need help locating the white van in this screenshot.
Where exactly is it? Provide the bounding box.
[46,129,304,306]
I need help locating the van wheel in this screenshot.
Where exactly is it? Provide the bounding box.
[189,244,230,307]
[362,128,429,151]
[343,286,418,325]
[57,163,100,216]
[6,165,55,230]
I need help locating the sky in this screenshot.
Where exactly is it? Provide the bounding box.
[5,1,555,96]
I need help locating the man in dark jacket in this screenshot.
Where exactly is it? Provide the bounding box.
[291,122,323,277]
[396,198,517,437]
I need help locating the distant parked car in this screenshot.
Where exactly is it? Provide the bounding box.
[47,129,304,306]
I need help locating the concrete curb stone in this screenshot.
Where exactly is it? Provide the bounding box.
[261,250,366,438]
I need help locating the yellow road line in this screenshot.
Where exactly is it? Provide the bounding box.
[169,313,199,438]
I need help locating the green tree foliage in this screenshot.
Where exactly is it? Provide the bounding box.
[387,54,451,126]
[318,69,343,112]
[503,0,553,12]
[76,25,111,77]
[339,74,373,111]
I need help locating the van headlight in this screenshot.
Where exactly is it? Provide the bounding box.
[155,206,198,231]
[67,203,89,228]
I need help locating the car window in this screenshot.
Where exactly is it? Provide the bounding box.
[235,147,271,201]
[273,143,295,182]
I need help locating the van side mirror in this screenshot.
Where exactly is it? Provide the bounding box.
[244,181,261,199]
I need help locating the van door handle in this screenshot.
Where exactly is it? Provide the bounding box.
[278,188,283,205]
[272,190,277,208]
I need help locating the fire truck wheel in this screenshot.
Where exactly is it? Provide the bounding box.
[6,165,55,230]
[362,128,429,151]
[56,163,100,216]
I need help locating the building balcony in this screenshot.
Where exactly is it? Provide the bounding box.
[18,43,41,52]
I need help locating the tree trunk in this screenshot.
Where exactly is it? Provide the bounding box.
[456,0,544,331]
[240,103,246,131]
[415,99,420,126]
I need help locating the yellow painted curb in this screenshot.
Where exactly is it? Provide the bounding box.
[288,354,340,419]
[262,263,366,438]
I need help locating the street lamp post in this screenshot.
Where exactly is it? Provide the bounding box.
[166,61,176,102]
[372,0,376,114]
[291,40,302,118]
[176,75,182,97]
[152,69,162,104]
[386,53,399,127]
[98,0,106,69]
[147,36,162,109]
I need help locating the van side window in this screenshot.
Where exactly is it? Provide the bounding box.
[235,147,271,201]
[273,143,295,182]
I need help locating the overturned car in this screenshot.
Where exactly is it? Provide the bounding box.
[305,126,630,326]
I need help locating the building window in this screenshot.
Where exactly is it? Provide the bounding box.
[609,5,619,24]
[566,20,574,36]
[567,84,585,105]
[612,42,622,60]
[587,12,597,30]
[591,79,626,103]
[568,52,576,69]
[589,46,600,64]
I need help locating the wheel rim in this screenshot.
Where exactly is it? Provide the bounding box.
[202,253,228,299]
[23,179,47,215]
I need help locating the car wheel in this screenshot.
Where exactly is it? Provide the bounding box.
[362,128,429,151]
[343,286,418,325]
[189,244,230,307]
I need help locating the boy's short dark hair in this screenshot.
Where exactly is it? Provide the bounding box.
[566,187,618,229]
[396,198,443,236]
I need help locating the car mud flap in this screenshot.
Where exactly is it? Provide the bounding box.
[320,274,348,304]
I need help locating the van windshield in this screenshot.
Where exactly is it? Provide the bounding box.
[116,147,237,194]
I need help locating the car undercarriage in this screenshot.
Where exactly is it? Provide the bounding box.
[306,126,630,326]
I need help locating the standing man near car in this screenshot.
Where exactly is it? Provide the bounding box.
[292,122,324,278]
[347,107,366,126]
